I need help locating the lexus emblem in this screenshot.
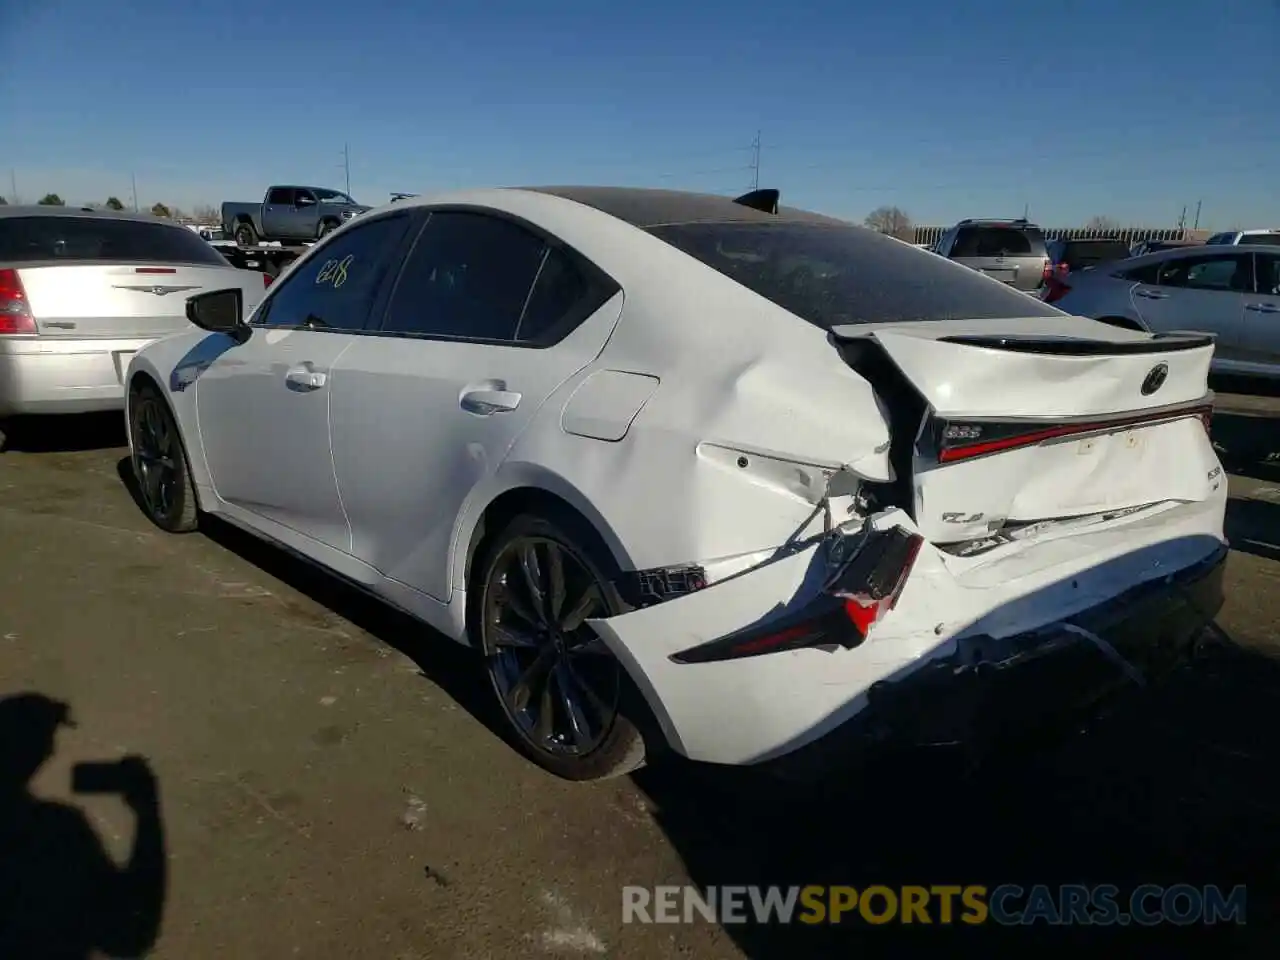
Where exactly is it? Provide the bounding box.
[1141,362,1169,396]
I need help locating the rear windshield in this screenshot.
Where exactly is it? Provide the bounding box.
[1237,232,1280,246]
[1059,240,1132,268]
[645,221,1063,329]
[951,225,1046,258]
[0,216,229,266]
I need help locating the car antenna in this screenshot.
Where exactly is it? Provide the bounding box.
[733,188,779,214]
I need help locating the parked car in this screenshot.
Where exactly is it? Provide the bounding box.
[931,217,1050,292]
[1040,237,1135,302]
[124,187,1228,781]
[1204,229,1280,246]
[1129,238,1201,258]
[221,186,370,247]
[1050,243,1280,379]
[0,206,269,438]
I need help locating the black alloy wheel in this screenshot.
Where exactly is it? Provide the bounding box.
[477,515,646,780]
[129,383,197,532]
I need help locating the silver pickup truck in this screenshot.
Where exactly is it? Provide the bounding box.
[221,185,370,246]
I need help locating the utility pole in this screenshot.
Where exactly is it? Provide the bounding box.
[1176,204,1187,232]
[8,168,16,204]
[749,131,761,191]
[1193,199,1202,230]
[1022,201,1029,220]
[342,143,351,196]
[131,172,138,212]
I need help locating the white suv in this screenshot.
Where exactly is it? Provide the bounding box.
[1205,229,1280,245]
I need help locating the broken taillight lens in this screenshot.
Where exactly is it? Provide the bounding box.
[669,525,924,664]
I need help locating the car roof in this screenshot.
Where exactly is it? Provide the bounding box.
[0,205,176,225]
[1122,243,1280,267]
[516,186,851,228]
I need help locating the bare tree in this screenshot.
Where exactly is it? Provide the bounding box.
[150,202,171,218]
[864,205,914,241]
[0,196,7,205]
[191,204,219,223]
[1084,215,1119,232]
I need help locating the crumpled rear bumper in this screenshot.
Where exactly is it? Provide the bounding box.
[588,496,1228,769]
[763,540,1227,781]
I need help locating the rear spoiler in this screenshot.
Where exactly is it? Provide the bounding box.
[936,331,1214,356]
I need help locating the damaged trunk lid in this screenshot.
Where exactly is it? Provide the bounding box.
[833,317,1219,548]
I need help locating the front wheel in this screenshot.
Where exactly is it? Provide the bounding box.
[475,514,647,781]
[234,222,258,247]
[129,382,198,533]
[317,219,338,239]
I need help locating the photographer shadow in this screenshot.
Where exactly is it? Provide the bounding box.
[0,693,167,959]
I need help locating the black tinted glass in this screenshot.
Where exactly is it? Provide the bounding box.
[0,216,228,265]
[1060,240,1131,268]
[952,226,1042,257]
[254,214,411,330]
[646,222,1064,328]
[382,212,547,341]
[516,247,600,344]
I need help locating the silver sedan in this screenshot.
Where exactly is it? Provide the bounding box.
[0,206,268,425]
[1051,243,1280,379]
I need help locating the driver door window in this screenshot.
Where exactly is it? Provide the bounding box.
[253,213,414,332]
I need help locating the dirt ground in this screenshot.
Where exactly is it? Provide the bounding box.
[1,386,1278,958]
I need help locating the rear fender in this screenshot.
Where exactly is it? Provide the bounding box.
[586,508,952,764]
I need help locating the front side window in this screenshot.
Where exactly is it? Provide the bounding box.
[1155,254,1250,292]
[645,221,1065,329]
[266,188,295,205]
[252,213,413,331]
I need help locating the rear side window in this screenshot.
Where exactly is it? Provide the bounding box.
[0,216,229,266]
[381,211,617,345]
[645,221,1064,329]
[1237,232,1280,246]
[950,225,1046,258]
[267,187,295,205]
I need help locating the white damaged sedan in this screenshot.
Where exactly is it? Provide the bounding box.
[124,186,1229,780]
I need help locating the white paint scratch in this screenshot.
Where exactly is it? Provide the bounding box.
[319,696,337,707]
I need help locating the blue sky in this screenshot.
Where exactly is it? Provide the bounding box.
[2,0,1277,229]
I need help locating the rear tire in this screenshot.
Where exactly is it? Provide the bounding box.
[473,513,647,781]
[234,221,258,247]
[128,382,198,533]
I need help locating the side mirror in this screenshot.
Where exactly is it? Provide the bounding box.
[186,289,251,343]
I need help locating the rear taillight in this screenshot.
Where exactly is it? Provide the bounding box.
[1043,277,1072,304]
[669,525,924,664]
[263,273,273,288]
[0,269,35,335]
[934,405,1215,464]
[135,267,177,274]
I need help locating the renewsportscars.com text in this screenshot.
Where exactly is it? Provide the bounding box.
[622,884,1247,926]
